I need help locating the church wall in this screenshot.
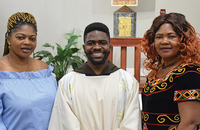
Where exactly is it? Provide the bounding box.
[0,0,199,76]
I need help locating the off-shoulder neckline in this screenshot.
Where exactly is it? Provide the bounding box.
[0,65,54,79]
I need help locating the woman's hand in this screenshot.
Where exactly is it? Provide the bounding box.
[178,101,200,130]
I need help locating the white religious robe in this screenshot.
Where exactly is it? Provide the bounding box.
[48,69,142,130]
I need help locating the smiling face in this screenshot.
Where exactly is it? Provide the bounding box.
[154,23,180,62]
[7,24,37,59]
[83,30,111,66]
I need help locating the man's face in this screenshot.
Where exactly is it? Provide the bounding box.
[83,30,111,66]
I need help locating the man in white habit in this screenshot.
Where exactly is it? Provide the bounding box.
[48,22,142,130]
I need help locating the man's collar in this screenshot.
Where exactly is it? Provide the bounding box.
[74,61,120,76]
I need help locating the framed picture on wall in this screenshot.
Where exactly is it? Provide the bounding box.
[111,0,138,6]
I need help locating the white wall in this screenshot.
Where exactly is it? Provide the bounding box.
[155,0,200,33]
[1,0,200,76]
[0,0,155,67]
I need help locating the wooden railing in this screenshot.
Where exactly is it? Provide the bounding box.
[108,38,145,92]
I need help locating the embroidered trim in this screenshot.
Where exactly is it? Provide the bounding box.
[197,68,200,72]
[142,111,180,125]
[143,123,149,130]
[143,83,175,96]
[143,63,199,95]
[148,64,186,86]
[174,89,200,101]
[114,74,130,129]
[157,114,180,123]
[168,125,178,130]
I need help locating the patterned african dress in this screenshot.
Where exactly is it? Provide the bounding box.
[142,63,200,130]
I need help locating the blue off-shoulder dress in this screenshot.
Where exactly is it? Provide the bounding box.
[0,66,57,130]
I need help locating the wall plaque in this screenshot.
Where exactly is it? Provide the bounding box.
[114,5,136,37]
[111,0,138,6]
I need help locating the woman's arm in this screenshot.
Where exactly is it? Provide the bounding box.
[0,99,7,130]
[178,101,200,130]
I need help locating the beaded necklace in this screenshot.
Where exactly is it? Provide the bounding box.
[162,58,180,69]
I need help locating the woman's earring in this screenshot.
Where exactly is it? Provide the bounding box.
[8,42,11,49]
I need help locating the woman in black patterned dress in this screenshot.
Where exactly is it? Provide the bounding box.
[139,13,200,130]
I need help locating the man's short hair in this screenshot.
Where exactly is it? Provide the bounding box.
[83,22,110,43]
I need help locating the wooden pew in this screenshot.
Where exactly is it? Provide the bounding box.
[108,38,145,93]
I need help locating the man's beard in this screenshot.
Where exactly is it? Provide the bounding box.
[85,51,110,65]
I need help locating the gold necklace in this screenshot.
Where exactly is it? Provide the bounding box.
[8,55,31,80]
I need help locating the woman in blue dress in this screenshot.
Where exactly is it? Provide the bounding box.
[0,12,57,130]
[140,13,200,130]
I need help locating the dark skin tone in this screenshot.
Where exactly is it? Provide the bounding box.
[88,60,108,75]
[0,24,48,72]
[83,30,111,74]
[155,23,200,130]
